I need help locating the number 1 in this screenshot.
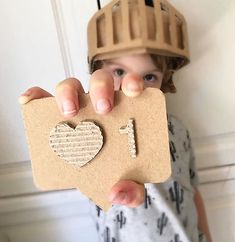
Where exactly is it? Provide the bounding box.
[119,119,137,158]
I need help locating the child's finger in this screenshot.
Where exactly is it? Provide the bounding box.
[18,87,53,104]
[121,73,144,97]
[108,180,145,208]
[89,69,114,114]
[55,78,85,118]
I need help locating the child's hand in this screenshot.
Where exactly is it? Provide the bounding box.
[108,180,145,208]
[19,71,145,208]
[18,78,85,117]
[18,86,54,104]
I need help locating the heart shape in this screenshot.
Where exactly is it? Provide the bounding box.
[49,121,103,167]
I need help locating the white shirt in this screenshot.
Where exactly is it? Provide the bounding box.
[90,114,207,242]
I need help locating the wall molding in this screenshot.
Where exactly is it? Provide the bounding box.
[193,131,235,169]
[0,189,90,227]
[50,0,74,77]
[0,216,98,242]
[49,0,97,91]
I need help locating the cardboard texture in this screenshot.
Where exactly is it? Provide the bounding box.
[88,0,190,72]
[21,88,171,211]
[49,121,104,166]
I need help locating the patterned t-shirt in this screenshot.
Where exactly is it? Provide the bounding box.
[90,114,207,242]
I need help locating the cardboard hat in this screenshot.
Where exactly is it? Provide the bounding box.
[87,0,190,72]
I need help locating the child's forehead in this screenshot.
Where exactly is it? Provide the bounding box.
[104,54,161,70]
[104,53,151,64]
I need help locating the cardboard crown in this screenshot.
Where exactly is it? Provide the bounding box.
[87,0,190,72]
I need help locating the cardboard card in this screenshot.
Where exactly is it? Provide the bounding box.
[21,88,171,211]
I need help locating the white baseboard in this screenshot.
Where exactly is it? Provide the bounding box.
[0,190,90,227]
[0,161,37,197]
[0,215,98,242]
[0,161,92,228]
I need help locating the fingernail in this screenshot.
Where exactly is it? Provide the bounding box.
[62,100,77,116]
[18,95,31,104]
[110,191,128,204]
[96,98,111,114]
[18,90,32,104]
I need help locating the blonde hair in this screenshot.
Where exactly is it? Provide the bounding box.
[150,55,186,93]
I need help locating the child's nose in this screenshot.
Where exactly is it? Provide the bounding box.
[121,73,144,97]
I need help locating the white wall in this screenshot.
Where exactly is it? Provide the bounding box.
[0,0,65,164]
[166,0,235,138]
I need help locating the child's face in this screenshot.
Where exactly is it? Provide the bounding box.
[101,53,163,91]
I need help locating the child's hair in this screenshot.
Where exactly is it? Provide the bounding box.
[91,55,186,94]
[150,55,186,94]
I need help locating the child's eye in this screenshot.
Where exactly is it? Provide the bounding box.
[143,74,157,82]
[113,69,125,77]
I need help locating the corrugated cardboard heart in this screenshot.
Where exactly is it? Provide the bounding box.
[21,88,171,211]
[49,121,104,166]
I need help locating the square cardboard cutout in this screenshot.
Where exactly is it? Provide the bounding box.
[21,88,171,211]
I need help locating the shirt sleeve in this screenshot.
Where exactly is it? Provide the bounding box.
[187,129,200,188]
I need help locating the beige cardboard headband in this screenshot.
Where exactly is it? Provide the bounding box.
[88,0,190,72]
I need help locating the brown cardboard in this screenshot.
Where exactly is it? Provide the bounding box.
[88,0,190,73]
[49,121,104,167]
[21,88,171,211]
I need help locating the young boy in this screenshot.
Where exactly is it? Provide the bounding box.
[19,0,212,241]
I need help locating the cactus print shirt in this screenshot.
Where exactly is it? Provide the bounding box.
[90,114,207,242]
